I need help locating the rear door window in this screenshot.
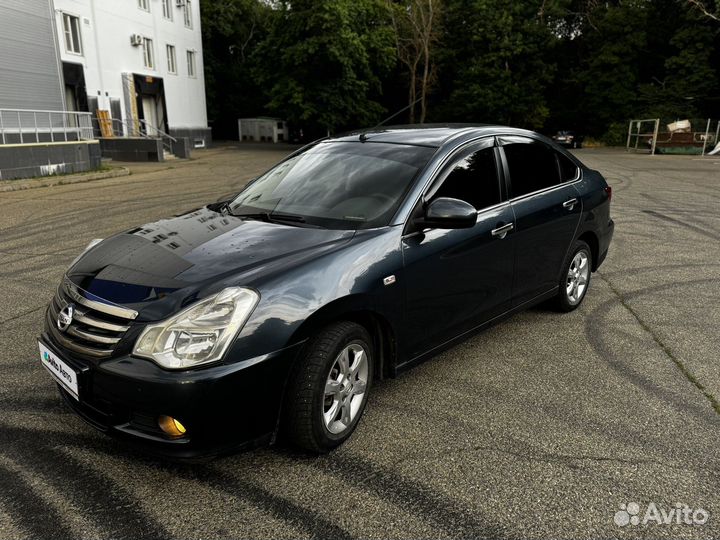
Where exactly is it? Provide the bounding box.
[502,139,561,198]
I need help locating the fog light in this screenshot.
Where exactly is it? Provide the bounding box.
[158,415,187,437]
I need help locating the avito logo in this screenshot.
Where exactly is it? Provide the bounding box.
[614,502,709,527]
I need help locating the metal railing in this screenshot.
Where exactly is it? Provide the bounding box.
[98,117,146,138]
[96,117,177,155]
[0,108,94,145]
[138,118,177,154]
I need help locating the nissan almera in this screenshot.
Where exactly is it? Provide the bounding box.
[39,125,613,457]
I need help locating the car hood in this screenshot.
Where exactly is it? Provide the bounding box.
[67,206,355,318]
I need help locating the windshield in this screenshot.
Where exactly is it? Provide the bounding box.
[228,142,436,229]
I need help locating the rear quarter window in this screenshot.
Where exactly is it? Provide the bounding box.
[557,152,580,181]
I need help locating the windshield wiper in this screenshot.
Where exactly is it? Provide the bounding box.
[226,210,269,221]
[228,210,313,227]
[270,212,306,224]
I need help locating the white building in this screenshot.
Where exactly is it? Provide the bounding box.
[238,117,289,143]
[52,0,210,146]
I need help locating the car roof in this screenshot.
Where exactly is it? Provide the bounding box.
[330,124,538,148]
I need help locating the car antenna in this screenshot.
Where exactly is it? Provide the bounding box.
[359,97,423,142]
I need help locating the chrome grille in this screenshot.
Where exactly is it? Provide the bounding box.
[47,278,138,359]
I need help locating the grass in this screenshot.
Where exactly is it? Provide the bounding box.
[20,164,120,182]
[582,137,606,148]
[0,165,129,187]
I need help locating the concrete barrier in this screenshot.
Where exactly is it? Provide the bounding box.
[0,140,101,180]
[99,137,165,162]
[171,137,192,159]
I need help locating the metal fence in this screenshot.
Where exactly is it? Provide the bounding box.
[626,119,659,154]
[0,109,94,145]
[93,116,177,154]
[627,118,720,155]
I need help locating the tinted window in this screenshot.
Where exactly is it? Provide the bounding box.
[557,152,579,181]
[504,142,560,198]
[229,142,435,230]
[432,147,500,210]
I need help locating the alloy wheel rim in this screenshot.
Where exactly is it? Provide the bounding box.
[566,250,589,305]
[323,342,369,434]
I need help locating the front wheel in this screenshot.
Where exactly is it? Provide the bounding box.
[554,240,592,312]
[283,321,373,452]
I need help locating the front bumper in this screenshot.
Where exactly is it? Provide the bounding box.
[40,331,302,460]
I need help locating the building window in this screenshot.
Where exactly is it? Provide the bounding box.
[62,14,82,54]
[183,0,193,28]
[186,50,196,77]
[166,44,177,74]
[142,37,155,69]
[138,0,150,11]
[162,0,173,19]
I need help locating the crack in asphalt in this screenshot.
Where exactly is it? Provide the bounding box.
[642,209,720,242]
[0,305,46,326]
[597,272,720,416]
[398,442,720,476]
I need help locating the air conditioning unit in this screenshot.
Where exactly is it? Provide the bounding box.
[130,34,143,46]
[176,0,185,6]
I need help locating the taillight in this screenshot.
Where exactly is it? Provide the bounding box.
[605,186,612,202]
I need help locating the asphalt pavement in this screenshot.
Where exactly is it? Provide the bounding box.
[0,144,719,539]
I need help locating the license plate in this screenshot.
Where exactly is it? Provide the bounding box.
[39,341,79,400]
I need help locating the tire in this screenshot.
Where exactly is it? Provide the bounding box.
[554,240,592,312]
[283,321,374,452]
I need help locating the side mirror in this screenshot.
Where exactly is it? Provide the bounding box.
[416,197,477,229]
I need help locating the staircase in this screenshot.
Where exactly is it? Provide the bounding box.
[96,117,188,162]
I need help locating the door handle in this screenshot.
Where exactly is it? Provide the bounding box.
[563,198,578,210]
[491,222,514,239]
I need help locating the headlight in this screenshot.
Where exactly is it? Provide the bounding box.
[132,287,259,369]
[69,238,103,268]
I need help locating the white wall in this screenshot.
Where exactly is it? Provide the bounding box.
[52,0,208,131]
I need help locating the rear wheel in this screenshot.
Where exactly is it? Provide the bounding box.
[283,321,373,452]
[554,240,592,312]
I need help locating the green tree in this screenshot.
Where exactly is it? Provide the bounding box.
[255,0,397,134]
[575,0,649,137]
[435,0,565,129]
[562,0,720,140]
[198,0,720,143]
[387,0,442,123]
[687,0,720,21]
[638,6,719,118]
[200,0,272,138]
